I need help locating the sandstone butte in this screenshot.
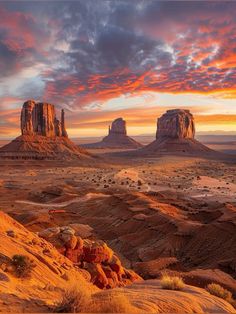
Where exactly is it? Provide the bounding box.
[0,100,90,160]
[81,117,142,149]
[139,109,214,155]
[0,210,235,313]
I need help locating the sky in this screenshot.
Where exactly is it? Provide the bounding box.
[0,0,236,139]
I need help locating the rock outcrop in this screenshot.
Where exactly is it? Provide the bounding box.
[139,109,213,156]
[0,100,90,160]
[156,109,195,139]
[1,210,234,313]
[38,226,141,289]
[109,118,127,136]
[21,100,68,137]
[82,118,142,149]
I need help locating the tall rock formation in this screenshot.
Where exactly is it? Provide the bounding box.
[108,118,127,136]
[21,100,68,138]
[82,117,142,149]
[139,109,213,156]
[0,100,90,160]
[61,109,68,137]
[156,109,195,140]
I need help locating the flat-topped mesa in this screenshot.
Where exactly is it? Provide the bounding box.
[21,100,68,138]
[156,109,195,140]
[109,117,127,136]
[137,108,214,156]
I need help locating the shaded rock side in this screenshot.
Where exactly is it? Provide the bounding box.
[109,118,127,135]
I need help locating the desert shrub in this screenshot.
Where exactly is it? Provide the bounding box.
[92,292,138,313]
[160,275,185,291]
[53,287,90,313]
[52,288,138,313]
[11,254,36,278]
[206,283,233,304]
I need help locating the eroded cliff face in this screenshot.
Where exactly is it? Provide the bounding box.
[156,109,195,140]
[21,100,68,137]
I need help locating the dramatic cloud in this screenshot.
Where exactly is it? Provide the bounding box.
[0,0,236,137]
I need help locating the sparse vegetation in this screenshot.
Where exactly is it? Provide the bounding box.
[52,288,138,313]
[206,283,234,305]
[11,254,36,278]
[160,275,185,291]
[92,292,138,313]
[53,287,90,313]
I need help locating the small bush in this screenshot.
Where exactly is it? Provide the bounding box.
[53,288,90,313]
[11,254,36,278]
[160,275,185,291]
[52,288,138,313]
[93,292,138,313]
[206,283,233,303]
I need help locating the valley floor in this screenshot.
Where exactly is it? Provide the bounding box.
[0,152,236,312]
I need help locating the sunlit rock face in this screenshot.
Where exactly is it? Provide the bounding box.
[156,109,195,140]
[109,118,127,136]
[21,100,68,137]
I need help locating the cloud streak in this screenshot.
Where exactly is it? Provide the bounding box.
[0,1,236,137]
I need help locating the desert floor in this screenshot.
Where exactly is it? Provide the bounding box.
[0,150,236,308]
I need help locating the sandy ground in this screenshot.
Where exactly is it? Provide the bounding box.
[0,150,236,311]
[2,153,235,204]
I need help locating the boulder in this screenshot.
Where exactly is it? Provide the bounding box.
[38,226,142,289]
[83,241,113,263]
[64,235,78,250]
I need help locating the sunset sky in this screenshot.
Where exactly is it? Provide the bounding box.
[0,0,236,139]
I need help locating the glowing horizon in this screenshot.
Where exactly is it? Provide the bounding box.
[0,1,236,138]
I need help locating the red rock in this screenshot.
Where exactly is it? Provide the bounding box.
[65,248,83,263]
[156,109,195,139]
[84,263,108,289]
[109,118,127,135]
[0,100,91,160]
[65,235,78,250]
[75,236,84,249]
[138,109,214,156]
[102,266,119,288]
[110,255,123,274]
[83,241,113,263]
[21,100,68,138]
